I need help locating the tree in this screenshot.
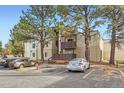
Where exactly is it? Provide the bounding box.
[100,6,124,65]
[10,25,26,56]
[58,5,104,62]
[14,5,56,62]
[5,39,24,56]
[0,41,2,55]
[5,41,13,55]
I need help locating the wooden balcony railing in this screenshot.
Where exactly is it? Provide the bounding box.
[61,41,76,49]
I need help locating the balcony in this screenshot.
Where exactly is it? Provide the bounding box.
[61,41,76,49]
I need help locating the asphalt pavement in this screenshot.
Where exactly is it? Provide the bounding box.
[0,64,124,88]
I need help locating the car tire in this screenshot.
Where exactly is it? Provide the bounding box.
[68,70,72,72]
[19,64,24,69]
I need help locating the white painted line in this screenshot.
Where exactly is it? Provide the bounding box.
[119,70,124,78]
[118,70,124,83]
[83,69,95,79]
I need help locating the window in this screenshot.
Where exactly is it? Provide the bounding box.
[45,52,48,57]
[32,43,35,48]
[32,53,35,57]
[68,39,73,42]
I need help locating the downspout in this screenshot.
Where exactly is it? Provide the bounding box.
[58,31,61,54]
[30,40,32,59]
[36,42,38,60]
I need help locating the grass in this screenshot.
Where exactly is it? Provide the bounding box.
[16,68,31,72]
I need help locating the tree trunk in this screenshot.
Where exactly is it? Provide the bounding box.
[22,53,24,57]
[109,28,116,65]
[85,29,90,62]
[40,42,44,63]
[83,6,90,62]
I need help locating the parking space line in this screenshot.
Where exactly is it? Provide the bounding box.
[119,70,124,78]
[114,70,124,83]
[119,70,124,82]
[83,69,95,79]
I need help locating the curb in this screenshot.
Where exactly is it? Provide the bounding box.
[16,68,31,72]
[0,67,57,76]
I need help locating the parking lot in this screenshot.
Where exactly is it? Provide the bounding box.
[0,64,124,88]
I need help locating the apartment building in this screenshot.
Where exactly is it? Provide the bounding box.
[24,31,124,62]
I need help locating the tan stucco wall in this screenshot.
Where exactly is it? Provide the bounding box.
[103,41,124,61]
[115,49,124,61]
[103,42,110,61]
[76,32,103,62]
[100,38,104,61]
[52,38,58,55]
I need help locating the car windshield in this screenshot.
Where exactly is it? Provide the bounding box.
[24,59,30,62]
[6,58,16,61]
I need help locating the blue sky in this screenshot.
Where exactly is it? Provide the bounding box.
[0,5,108,48]
[0,5,29,48]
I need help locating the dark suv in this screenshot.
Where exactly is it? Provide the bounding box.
[2,58,18,68]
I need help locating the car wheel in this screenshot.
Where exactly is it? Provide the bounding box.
[34,63,39,67]
[68,70,72,72]
[19,64,24,69]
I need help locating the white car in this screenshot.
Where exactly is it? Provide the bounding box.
[67,58,90,72]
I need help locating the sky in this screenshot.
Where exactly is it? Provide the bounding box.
[0,5,108,48]
[0,5,29,48]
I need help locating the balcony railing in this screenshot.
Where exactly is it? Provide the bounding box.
[61,41,76,49]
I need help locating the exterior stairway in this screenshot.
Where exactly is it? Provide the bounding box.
[48,54,76,63]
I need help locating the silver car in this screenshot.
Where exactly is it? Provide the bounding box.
[67,58,90,72]
[9,58,40,69]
